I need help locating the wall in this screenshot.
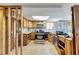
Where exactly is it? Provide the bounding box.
[53,20,72,35]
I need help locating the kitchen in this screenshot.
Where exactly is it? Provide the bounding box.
[0,3,78,55]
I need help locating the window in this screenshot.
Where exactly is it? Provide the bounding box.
[47,22,54,29]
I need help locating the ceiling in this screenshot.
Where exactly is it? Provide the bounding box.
[22,3,74,21]
[0,3,79,21]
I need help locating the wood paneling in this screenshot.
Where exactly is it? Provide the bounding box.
[57,35,72,55]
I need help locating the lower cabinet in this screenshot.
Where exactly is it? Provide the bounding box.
[65,39,72,55]
[23,34,27,46]
[48,33,53,42]
[30,32,36,40]
[23,34,31,46]
[57,47,65,55]
[57,35,72,55]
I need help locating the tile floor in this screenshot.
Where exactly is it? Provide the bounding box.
[9,40,58,55]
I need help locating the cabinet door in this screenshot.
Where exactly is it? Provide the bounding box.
[65,39,72,55]
[32,21,37,28]
[72,5,79,55]
[23,18,27,28]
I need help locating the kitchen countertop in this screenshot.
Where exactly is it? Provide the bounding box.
[58,35,72,40]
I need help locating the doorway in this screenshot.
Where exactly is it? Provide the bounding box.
[1,6,22,55]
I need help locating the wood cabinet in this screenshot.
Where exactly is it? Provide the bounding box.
[23,17,29,28]
[28,21,32,28]
[23,17,37,28]
[57,47,65,55]
[57,35,72,55]
[30,32,36,40]
[57,36,65,55]
[23,17,48,28]
[32,21,37,28]
[23,34,31,46]
[23,34,28,46]
[48,33,53,43]
[65,38,72,55]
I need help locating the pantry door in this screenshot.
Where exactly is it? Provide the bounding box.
[72,5,79,55]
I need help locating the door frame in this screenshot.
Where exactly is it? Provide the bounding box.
[1,6,22,55]
[71,5,79,55]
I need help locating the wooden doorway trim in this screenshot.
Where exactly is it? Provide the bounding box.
[10,8,15,51]
[4,7,11,54]
[71,5,79,55]
[4,8,9,54]
[71,6,76,55]
[20,7,23,55]
[0,6,4,54]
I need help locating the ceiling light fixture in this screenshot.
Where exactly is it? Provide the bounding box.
[32,16,50,20]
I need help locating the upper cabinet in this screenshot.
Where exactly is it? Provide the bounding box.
[23,17,47,29]
[23,17,29,28]
[32,21,37,28]
[23,17,37,28]
[28,21,32,28]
